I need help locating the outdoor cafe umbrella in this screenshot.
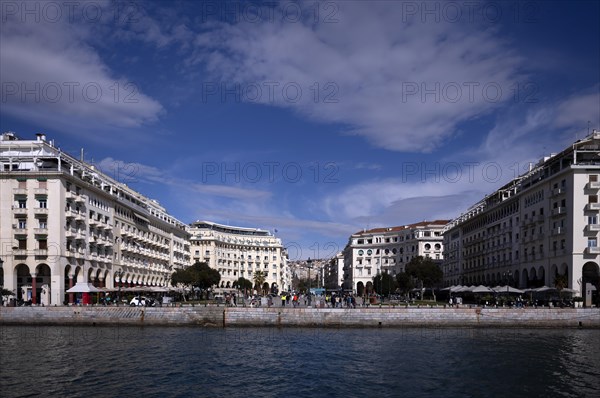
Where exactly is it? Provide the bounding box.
[495,285,525,294]
[471,285,495,294]
[65,282,102,293]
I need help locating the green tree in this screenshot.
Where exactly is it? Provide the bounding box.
[253,271,267,295]
[234,277,253,293]
[396,272,414,296]
[373,272,397,297]
[405,256,443,301]
[171,262,221,300]
[554,273,568,298]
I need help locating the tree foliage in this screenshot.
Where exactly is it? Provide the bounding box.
[252,271,267,294]
[234,277,253,291]
[405,256,443,289]
[373,272,397,296]
[171,262,221,292]
[395,272,414,293]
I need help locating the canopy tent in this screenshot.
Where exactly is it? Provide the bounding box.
[471,285,495,294]
[495,285,525,294]
[66,282,102,293]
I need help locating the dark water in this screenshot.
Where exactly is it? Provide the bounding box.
[1,326,599,398]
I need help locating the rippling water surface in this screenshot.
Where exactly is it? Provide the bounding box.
[1,326,599,397]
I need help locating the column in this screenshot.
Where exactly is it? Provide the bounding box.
[68,275,74,305]
[31,273,37,305]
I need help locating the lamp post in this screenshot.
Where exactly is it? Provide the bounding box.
[307,257,313,307]
[115,269,123,306]
[503,271,512,307]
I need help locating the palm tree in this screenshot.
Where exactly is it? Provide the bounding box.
[253,271,267,295]
[554,273,568,299]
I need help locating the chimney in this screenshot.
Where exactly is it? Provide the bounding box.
[36,133,46,142]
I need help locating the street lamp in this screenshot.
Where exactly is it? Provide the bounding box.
[115,269,123,306]
[307,257,313,307]
[503,271,513,306]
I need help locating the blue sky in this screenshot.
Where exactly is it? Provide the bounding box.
[1,0,599,260]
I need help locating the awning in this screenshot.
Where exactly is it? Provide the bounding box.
[66,282,102,293]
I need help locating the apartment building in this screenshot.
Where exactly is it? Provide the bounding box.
[342,220,448,295]
[442,131,600,297]
[0,132,190,305]
[324,252,344,291]
[188,221,290,293]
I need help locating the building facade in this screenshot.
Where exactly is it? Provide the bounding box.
[342,220,448,295]
[324,252,344,291]
[442,131,600,298]
[0,132,191,305]
[188,221,289,293]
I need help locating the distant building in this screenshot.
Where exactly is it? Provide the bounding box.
[0,132,190,305]
[324,252,344,290]
[442,131,600,300]
[342,220,448,295]
[188,221,289,293]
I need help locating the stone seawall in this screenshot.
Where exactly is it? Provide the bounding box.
[1,306,599,328]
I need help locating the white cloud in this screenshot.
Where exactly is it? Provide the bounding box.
[188,1,524,152]
[0,1,164,135]
[320,89,600,227]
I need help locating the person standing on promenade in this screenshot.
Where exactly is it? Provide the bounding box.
[281,293,286,307]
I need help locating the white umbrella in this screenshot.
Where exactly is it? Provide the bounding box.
[472,285,495,293]
[66,282,102,293]
[535,286,556,293]
[560,288,577,294]
[495,285,525,294]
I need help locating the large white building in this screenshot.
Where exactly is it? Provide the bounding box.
[442,131,600,300]
[188,221,290,293]
[0,132,191,305]
[342,220,448,295]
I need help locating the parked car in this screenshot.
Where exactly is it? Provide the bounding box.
[130,296,147,306]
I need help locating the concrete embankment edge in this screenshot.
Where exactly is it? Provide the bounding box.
[1,307,599,328]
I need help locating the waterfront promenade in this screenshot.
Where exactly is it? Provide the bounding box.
[1,306,599,328]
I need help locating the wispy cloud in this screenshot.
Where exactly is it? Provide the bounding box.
[0,1,163,136]
[187,1,524,152]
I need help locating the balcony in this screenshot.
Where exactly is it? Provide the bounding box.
[34,227,48,235]
[585,246,600,255]
[586,181,600,190]
[551,187,566,197]
[34,249,48,256]
[551,207,566,217]
[34,188,48,195]
[13,188,27,195]
[585,203,600,211]
[13,225,27,234]
[12,206,27,216]
[551,227,566,236]
[585,224,600,233]
[34,207,49,215]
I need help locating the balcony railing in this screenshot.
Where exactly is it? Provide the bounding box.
[551,207,566,216]
[585,224,600,233]
[586,203,600,211]
[586,181,600,190]
[585,246,600,254]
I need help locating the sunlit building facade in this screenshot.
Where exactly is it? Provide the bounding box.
[189,221,289,293]
[342,220,448,295]
[442,131,600,299]
[0,132,190,305]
